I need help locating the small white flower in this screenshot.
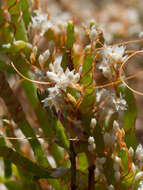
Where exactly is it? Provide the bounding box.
[108,184,115,190]
[104,45,127,63]
[38,49,50,66]
[113,94,127,111]
[114,156,121,164]
[99,59,112,79]
[31,11,52,34]
[90,118,97,128]
[42,86,60,107]
[88,143,96,152]
[88,136,96,152]
[43,57,81,108]
[74,73,80,82]
[47,57,80,91]
[88,136,95,144]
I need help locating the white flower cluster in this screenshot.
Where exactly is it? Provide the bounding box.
[31,11,52,35]
[38,49,50,66]
[42,57,80,108]
[104,45,127,63]
[96,89,127,117]
[113,93,127,111]
[99,45,127,79]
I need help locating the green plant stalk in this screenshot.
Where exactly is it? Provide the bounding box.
[2,0,64,167]
[118,84,137,150]
[2,118,39,190]
[0,146,69,179]
[1,2,64,188]
[0,135,12,178]
[0,70,62,190]
[0,71,50,167]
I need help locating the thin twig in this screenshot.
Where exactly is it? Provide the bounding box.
[88,165,95,190]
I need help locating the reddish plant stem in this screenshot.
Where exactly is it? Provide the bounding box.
[88,165,95,190]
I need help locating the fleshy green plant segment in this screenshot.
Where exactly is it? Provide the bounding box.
[0,0,142,190]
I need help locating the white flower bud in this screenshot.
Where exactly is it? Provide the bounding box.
[43,49,50,61]
[90,118,97,128]
[74,73,80,82]
[102,66,112,79]
[67,72,74,80]
[135,144,143,161]
[114,156,121,164]
[67,93,77,105]
[38,49,50,66]
[38,54,44,65]
[108,184,115,190]
[134,172,143,181]
[88,143,96,152]
[113,120,119,131]
[114,171,121,182]
[129,147,134,159]
[88,136,95,144]
[95,167,101,176]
